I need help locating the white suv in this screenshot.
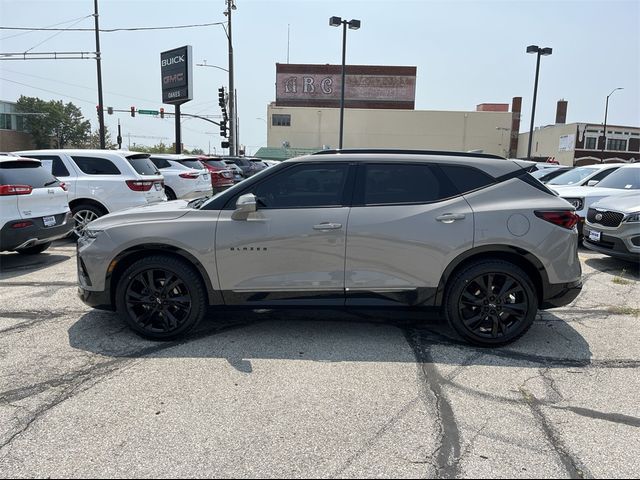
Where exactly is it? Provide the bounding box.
[1,155,72,254]
[13,149,166,237]
[149,154,212,200]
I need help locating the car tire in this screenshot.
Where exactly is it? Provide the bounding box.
[115,255,207,340]
[14,242,51,255]
[444,260,538,347]
[71,204,105,239]
[165,187,177,201]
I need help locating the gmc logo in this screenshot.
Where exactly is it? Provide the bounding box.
[161,55,185,67]
[163,73,184,85]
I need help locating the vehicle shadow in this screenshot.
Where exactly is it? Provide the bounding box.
[584,255,640,280]
[68,308,593,372]
[0,238,75,280]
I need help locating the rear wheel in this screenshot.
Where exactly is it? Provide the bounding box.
[115,255,207,340]
[15,242,51,255]
[444,260,537,347]
[165,187,177,201]
[71,204,105,238]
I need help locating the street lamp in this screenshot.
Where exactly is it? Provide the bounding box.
[224,0,237,155]
[329,16,360,149]
[196,60,229,73]
[602,87,623,153]
[526,45,552,160]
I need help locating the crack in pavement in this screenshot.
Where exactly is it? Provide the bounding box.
[403,329,462,479]
[0,320,257,452]
[519,387,593,479]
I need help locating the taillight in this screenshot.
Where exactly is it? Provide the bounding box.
[179,172,200,179]
[126,180,153,191]
[59,182,68,191]
[11,221,34,229]
[535,210,579,229]
[0,184,33,196]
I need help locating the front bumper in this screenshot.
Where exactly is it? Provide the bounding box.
[541,279,583,309]
[78,286,114,311]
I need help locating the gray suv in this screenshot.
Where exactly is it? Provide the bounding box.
[77,150,582,347]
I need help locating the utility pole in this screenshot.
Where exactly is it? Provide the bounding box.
[117,119,122,149]
[226,0,236,155]
[93,0,106,149]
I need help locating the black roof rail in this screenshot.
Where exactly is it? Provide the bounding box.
[311,148,506,160]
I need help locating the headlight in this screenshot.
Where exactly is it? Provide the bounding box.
[624,212,640,223]
[564,198,584,210]
[83,229,103,239]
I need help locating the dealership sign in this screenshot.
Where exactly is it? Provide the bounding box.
[161,45,193,105]
[275,63,417,110]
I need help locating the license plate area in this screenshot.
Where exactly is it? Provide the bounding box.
[588,229,601,242]
[154,182,163,191]
[43,215,56,227]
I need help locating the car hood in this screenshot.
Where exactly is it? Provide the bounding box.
[551,185,629,198]
[590,192,640,213]
[88,200,192,229]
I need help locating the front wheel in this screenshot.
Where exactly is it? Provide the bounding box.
[115,255,207,340]
[444,260,537,347]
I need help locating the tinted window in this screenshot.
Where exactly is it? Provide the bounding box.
[0,161,59,188]
[25,155,70,177]
[204,160,227,169]
[150,157,172,169]
[589,168,619,182]
[596,167,640,190]
[252,163,349,208]
[72,156,121,175]
[175,159,205,170]
[226,157,250,167]
[127,155,160,175]
[363,163,456,205]
[439,165,495,194]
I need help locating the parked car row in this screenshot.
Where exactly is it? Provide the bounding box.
[1,149,276,250]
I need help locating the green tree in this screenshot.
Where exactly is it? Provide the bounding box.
[16,96,91,148]
[82,126,117,149]
[190,148,205,155]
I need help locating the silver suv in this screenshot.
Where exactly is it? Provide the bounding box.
[77,150,582,347]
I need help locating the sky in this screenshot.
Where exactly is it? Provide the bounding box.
[1,0,639,156]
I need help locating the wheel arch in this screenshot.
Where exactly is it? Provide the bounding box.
[107,244,221,307]
[436,245,548,308]
[69,198,109,215]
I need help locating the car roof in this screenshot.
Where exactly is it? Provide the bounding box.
[286,151,524,178]
[13,149,149,160]
[576,163,626,169]
[0,155,40,164]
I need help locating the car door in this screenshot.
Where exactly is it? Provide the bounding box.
[345,162,474,306]
[215,162,354,306]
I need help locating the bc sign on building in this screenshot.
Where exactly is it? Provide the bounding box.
[275,64,416,110]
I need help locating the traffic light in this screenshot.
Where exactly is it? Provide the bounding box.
[107,106,113,115]
[160,108,164,119]
[130,106,136,117]
[220,119,227,138]
[218,87,225,108]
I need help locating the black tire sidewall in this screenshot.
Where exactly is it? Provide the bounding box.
[165,187,177,201]
[444,260,537,347]
[15,242,51,255]
[115,255,207,340]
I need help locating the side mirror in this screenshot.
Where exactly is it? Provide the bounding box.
[586,180,599,187]
[232,193,257,220]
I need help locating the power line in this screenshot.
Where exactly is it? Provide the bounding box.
[0,21,226,34]
[0,14,93,41]
[25,15,93,53]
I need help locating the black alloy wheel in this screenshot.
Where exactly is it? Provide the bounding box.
[445,260,537,347]
[116,255,207,339]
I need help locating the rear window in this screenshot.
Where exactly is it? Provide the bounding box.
[72,156,121,175]
[0,161,59,188]
[204,160,227,169]
[127,155,161,175]
[547,167,597,185]
[439,165,495,194]
[150,157,172,169]
[176,159,205,170]
[226,158,249,167]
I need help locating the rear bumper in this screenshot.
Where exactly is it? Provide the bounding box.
[0,212,72,251]
[540,279,583,309]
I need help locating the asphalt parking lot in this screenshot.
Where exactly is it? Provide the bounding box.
[0,239,638,478]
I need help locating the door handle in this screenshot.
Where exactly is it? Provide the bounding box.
[436,213,466,223]
[313,222,343,230]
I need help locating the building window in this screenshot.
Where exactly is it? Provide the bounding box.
[585,137,597,150]
[272,114,291,127]
[607,139,627,151]
[0,113,11,130]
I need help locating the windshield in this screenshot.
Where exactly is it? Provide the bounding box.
[595,167,640,190]
[548,167,598,185]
